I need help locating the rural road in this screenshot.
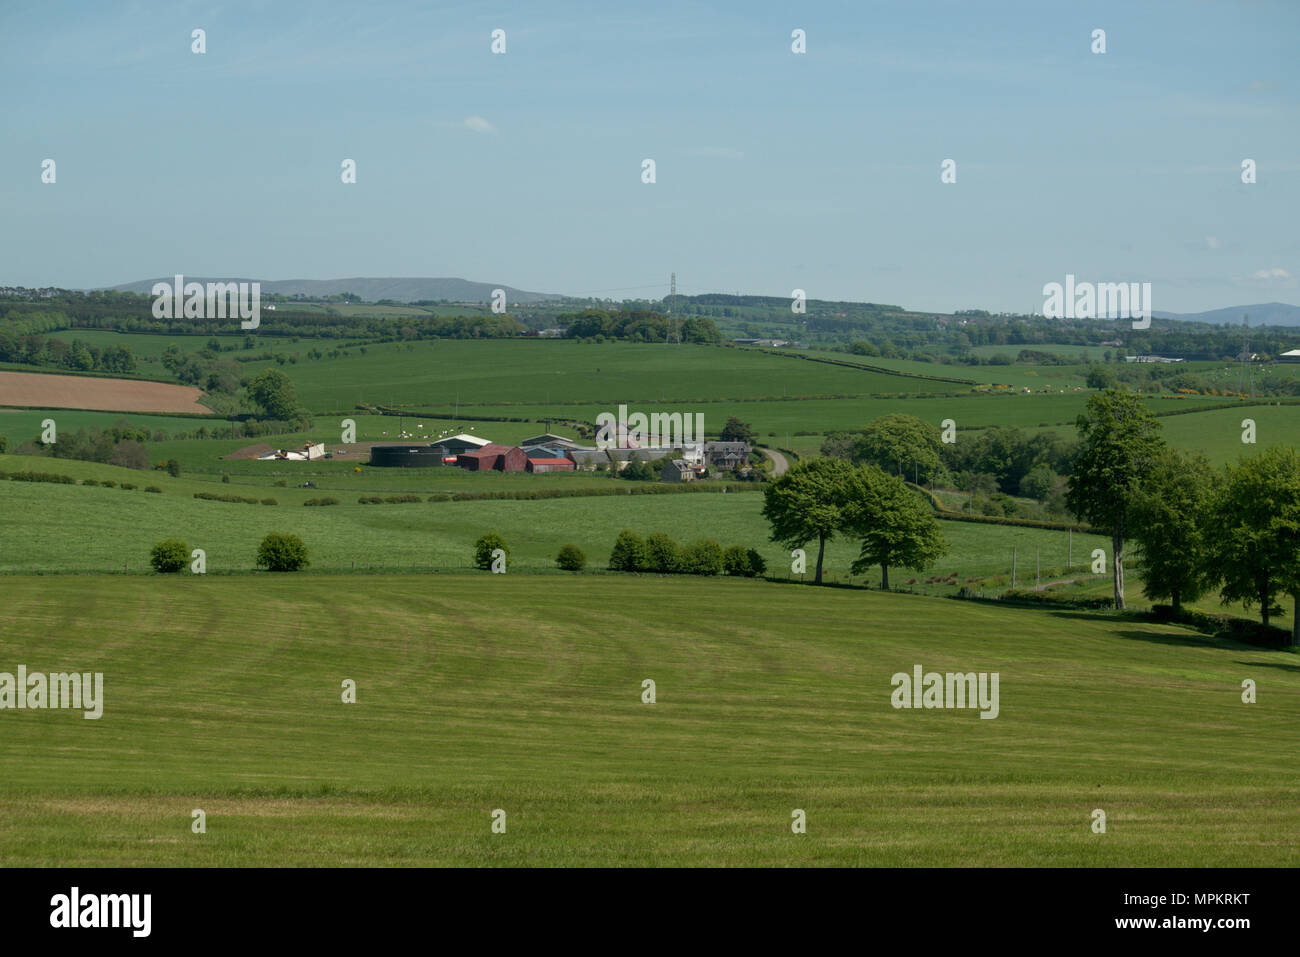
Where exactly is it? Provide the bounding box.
[762,447,790,476]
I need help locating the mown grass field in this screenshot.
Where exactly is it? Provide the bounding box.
[0,574,1295,866]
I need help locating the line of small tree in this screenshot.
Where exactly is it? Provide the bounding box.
[608,530,767,577]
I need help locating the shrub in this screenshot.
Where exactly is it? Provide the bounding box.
[120,482,138,490]
[8,471,77,485]
[723,544,752,577]
[145,486,163,493]
[166,459,182,478]
[608,529,645,571]
[474,532,509,570]
[101,480,117,488]
[642,532,683,573]
[427,493,452,502]
[303,497,340,506]
[195,492,260,504]
[746,548,767,576]
[556,544,587,571]
[149,539,189,573]
[274,479,287,487]
[256,531,309,572]
[683,539,724,575]
[260,498,278,505]
[221,472,231,483]
[81,478,101,487]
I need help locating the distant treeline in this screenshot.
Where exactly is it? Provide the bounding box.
[559,309,721,344]
[0,288,525,341]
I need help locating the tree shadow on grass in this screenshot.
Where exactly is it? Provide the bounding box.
[1231,658,1300,673]
[1043,611,1253,652]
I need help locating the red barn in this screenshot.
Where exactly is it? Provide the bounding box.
[456,444,528,472]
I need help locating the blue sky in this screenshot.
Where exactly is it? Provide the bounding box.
[2,0,1297,313]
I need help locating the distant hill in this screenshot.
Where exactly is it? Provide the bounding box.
[1153,302,1300,328]
[101,277,564,304]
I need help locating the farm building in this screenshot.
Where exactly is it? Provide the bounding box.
[369,444,451,467]
[1279,349,1300,363]
[520,433,582,451]
[525,454,575,473]
[606,447,674,472]
[678,440,706,467]
[568,449,611,470]
[660,459,697,482]
[435,434,493,454]
[259,442,326,462]
[456,444,528,472]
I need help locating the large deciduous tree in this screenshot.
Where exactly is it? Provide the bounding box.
[1129,449,1217,614]
[853,413,943,483]
[719,416,755,444]
[844,465,948,590]
[1066,390,1165,609]
[1208,446,1300,643]
[761,458,854,584]
[247,368,299,421]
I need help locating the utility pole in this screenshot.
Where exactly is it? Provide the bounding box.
[666,272,680,345]
[1238,314,1255,398]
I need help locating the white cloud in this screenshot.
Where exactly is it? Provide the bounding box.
[463,116,496,134]
[1206,236,1219,249]
[1249,267,1289,279]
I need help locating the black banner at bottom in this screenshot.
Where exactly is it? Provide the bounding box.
[0,867,1280,943]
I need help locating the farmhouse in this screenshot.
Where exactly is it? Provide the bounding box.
[704,441,751,469]
[660,459,698,482]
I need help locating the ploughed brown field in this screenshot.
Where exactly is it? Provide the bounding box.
[0,371,210,413]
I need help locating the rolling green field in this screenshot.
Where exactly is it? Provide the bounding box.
[1155,405,1300,466]
[0,574,1295,866]
[0,454,1105,584]
[236,339,969,412]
